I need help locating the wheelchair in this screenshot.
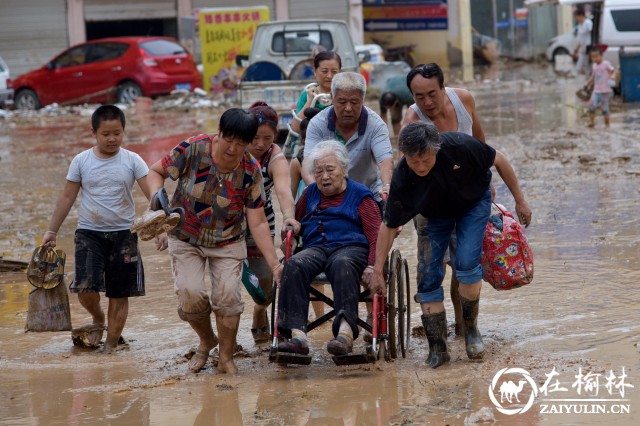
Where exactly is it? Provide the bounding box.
[269,228,411,366]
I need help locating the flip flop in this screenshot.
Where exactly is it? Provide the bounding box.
[27,246,66,289]
[131,210,166,240]
[71,324,106,347]
[156,212,182,234]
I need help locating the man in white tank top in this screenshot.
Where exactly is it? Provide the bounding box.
[401,63,486,345]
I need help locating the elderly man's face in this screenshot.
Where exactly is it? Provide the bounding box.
[409,75,445,118]
[314,155,346,196]
[333,89,363,127]
[405,150,436,177]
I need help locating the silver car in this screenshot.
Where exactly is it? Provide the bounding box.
[0,56,13,108]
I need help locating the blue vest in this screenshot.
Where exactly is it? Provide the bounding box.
[301,179,372,249]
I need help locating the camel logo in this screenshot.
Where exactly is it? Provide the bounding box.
[489,367,539,415]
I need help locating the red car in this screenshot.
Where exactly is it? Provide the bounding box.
[13,36,202,109]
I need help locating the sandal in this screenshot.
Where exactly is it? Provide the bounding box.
[71,324,107,348]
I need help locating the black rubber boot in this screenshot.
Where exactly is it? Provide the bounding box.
[421,312,450,369]
[461,296,485,359]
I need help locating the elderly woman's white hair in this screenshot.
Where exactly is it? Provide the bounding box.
[331,72,366,100]
[306,140,350,176]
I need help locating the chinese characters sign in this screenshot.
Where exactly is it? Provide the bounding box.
[198,7,270,94]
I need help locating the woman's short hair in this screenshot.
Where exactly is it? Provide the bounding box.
[306,140,350,176]
[398,122,441,157]
[314,50,342,70]
[219,108,259,143]
[331,72,366,100]
[248,101,278,133]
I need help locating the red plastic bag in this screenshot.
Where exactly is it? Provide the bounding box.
[480,203,534,290]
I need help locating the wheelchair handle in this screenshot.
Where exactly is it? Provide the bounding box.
[312,93,331,105]
[372,292,379,350]
[286,121,300,138]
[285,225,294,260]
[304,82,318,91]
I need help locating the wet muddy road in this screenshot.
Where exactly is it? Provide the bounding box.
[1,63,639,425]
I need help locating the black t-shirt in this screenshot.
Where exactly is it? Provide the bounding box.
[384,132,496,227]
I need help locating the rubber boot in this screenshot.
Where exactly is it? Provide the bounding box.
[215,314,240,374]
[422,312,450,369]
[460,297,485,359]
[450,275,463,336]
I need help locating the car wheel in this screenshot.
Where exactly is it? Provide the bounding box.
[116,81,143,104]
[552,47,571,62]
[15,89,41,110]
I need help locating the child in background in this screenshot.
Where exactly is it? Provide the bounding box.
[584,46,617,128]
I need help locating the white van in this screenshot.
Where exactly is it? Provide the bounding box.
[558,0,640,68]
[599,0,640,68]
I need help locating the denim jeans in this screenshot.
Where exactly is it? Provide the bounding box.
[415,189,492,303]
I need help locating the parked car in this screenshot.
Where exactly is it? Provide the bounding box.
[13,36,202,110]
[0,56,13,109]
[546,30,578,62]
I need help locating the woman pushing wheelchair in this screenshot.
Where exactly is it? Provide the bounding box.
[276,140,382,356]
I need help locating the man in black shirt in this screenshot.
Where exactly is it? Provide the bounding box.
[368,122,531,368]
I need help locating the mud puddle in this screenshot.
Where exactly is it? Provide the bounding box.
[1,62,639,425]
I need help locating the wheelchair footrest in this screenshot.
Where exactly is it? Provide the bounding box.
[268,348,312,365]
[331,351,377,366]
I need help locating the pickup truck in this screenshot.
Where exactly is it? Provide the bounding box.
[236,19,364,145]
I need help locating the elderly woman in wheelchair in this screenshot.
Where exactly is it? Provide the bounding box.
[276,140,382,356]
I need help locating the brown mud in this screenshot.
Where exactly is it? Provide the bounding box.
[0,62,638,425]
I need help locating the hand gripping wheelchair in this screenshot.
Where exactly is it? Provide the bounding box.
[269,228,411,366]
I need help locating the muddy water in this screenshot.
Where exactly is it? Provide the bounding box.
[1,63,639,425]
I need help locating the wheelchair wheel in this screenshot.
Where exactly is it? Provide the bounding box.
[386,249,402,359]
[400,258,411,358]
[397,257,406,359]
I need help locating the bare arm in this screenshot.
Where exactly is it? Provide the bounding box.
[379,157,394,197]
[290,86,318,133]
[494,150,532,227]
[136,175,153,201]
[246,207,283,285]
[400,106,420,131]
[147,160,170,250]
[42,180,81,247]
[585,73,595,88]
[366,223,398,295]
[147,160,168,199]
[269,151,301,233]
[301,157,314,185]
[290,158,302,199]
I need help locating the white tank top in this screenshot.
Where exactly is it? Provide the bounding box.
[409,87,473,135]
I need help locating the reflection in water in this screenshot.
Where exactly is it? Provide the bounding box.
[1,67,639,424]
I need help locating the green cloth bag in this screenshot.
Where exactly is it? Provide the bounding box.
[242,260,267,305]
